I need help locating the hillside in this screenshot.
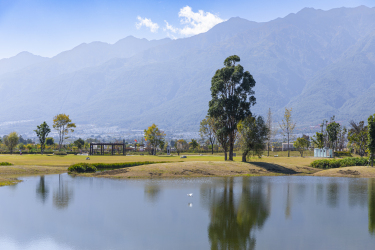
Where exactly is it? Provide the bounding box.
[0,6,374,134]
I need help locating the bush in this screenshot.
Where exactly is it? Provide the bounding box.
[0,162,13,166]
[55,152,68,155]
[334,151,352,157]
[68,163,97,173]
[310,157,369,169]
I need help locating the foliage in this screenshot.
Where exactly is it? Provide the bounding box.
[144,124,166,155]
[68,163,97,173]
[4,132,19,154]
[18,143,25,150]
[237,116,268,162]
[46,137,55,145]
[0,162,13,166]
[200,116,216,154]
[326,116,341,151]
[74,138,84,149]
[368,114,375,167]
[310,157,369,169]
[189,139,199,150]
[293,137,309,157]
[348,120,368,157]
[54,151,67,155]
[34,121,51,155]
[279,108,296,157]
[208,55,256,161]
[53,114,76,151]
[311,132,324,149]
[334,151,352,157]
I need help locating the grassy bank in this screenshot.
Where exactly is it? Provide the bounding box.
[79,160,319,179]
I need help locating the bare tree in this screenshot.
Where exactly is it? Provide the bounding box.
[266,108,277,156]
[279,108,296,157]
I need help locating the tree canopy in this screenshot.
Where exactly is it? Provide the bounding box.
[4,132,19,154]
[53,114,76,151]
[208,55,256,161]
[144,124,165,155]
[34,121,51,155]
[237,116,268,162]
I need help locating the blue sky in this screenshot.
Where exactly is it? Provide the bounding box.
[0,0,374,59]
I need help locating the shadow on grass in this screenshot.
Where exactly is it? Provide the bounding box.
[247,162,298,175]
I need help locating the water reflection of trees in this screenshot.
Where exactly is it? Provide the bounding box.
[36,176,49,203]
[369,179,375,235]
[144,184,161,203]
[53,174,73,209]
[207,177,270,250]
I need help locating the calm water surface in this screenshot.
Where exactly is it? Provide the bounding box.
[1,174,375,250]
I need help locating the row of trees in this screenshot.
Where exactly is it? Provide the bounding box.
[0,114,76,154]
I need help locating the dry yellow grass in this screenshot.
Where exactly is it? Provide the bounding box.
[81,160,319,179]
[313,166,375,178]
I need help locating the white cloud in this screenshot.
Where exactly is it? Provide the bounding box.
[163,6,224,37]
[164,20,178,33]
[136,16,159,33]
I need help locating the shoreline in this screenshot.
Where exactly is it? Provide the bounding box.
[1,161,375,187]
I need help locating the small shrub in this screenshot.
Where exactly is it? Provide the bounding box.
[0,162,13,166]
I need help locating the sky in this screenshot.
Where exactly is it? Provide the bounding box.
[0,0,374,59]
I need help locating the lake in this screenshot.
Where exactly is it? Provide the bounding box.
[0,174,374,249]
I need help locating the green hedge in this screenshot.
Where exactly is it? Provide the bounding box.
[68,161,169,173]
[334,151,352,157]
[310,157,369,169]
[0,162,13,166]
[68,163,97,173]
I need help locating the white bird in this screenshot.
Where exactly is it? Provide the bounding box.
[187,193,193,197]
[188,203,193,207]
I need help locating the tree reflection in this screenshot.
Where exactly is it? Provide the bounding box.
[36,176,49,203]
[144,184,161,203]
[369,179,375,235]
[208,177,270,250]
[53,174,73,209]
[327,182,339,208]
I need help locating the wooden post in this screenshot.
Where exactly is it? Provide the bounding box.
[123,140,125,156]
[112,144,114,155]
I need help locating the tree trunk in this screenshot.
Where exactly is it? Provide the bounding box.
[287,132,290,157]
[224,149,227,161]
[268,142,270,157]
[242,151,248,162]
[211,143,214,155]
[229,133,234,161]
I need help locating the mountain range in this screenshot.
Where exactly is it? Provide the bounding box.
[0,5,375,134]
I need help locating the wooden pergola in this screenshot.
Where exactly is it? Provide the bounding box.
[89,141,126,155]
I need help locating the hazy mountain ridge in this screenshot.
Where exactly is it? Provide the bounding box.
[0,6,375,133]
